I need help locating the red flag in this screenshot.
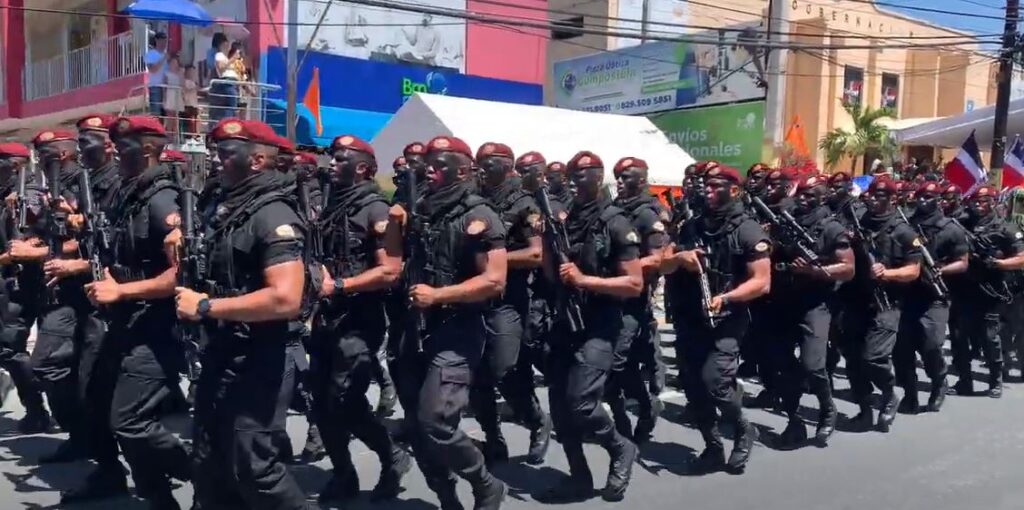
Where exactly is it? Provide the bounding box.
[302,67,323,137]
[943,131,987,194]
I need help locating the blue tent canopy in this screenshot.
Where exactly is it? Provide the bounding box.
[123,0,213,27]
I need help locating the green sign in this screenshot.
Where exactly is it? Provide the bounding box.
[649,101,765,171]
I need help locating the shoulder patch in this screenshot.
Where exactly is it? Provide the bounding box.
[626,231,640,243]
[165,212,181,228]
[274,224,297,238]
[652,221,665,232]
[557,210,568,222]
[754,241,770,253]
[467,219,487,236]
[526,213,542,229]
[373,220,388,235]
[1016,231,1023,240]
[912,237,922,247]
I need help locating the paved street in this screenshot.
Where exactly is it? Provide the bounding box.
[2,328,1024,510]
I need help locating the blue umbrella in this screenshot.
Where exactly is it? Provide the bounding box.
[123,0,214,27]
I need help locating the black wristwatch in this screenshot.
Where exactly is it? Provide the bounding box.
[333,277,346,296]
[197,298,212,319]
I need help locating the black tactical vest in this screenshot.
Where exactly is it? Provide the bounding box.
[420,195,491,310]
[110,179,178,283]
[321,192,388,280]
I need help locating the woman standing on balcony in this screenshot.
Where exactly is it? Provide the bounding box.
[210,35,238,122]
[144,32,169,117]
[162,55,184,137]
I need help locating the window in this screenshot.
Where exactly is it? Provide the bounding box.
[843,65,864,106]
[552,16,584,40]
[881,73,899,110]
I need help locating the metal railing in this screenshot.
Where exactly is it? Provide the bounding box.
[24,31,144,102]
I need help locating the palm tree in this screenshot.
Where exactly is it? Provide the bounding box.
[818,103,897,174]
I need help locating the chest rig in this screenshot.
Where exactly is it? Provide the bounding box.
[109,179,178,283]
[320,192,388,280]
[420,195,490,293]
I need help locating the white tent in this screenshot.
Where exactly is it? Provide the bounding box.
[371,93,695,187]
[891,98,1024,148]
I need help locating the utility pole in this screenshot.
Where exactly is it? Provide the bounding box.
[286,0,299,142]
[763,0,789,163]
[990,0,1020,172]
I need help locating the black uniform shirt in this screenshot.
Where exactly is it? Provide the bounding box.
[860,212,922,299]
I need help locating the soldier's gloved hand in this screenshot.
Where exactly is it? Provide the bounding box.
[409,284,438,308]
[175,287,209,321]
[85,268,121,305]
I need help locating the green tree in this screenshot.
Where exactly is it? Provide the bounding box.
[818,103,897,174]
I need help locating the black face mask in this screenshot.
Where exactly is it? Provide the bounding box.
[115,136,147,175]
[216,139,254,189]
[78,132,108,170]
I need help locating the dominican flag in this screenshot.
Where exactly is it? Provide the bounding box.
[1001,136,1024,191]
[943,131,987,195]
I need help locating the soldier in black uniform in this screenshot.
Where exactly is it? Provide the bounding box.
[953,184,1024,398]
[839,176,922,433]
[174,119,310,509]
[311,134,411,504]
[894,181,966,413]
[825,171,867,387]
[663,164,770,473]
[470,142,551,466]
[79,116,191,508]
[403,135,507,510]
[536,150,641,503]
[545,161,573,208]
[0,142,50,434]
[607,156,667,445]
[766,174,853,448]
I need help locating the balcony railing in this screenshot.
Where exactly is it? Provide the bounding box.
[23,31,145,102]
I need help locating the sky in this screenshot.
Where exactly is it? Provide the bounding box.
[881,0,1007,35]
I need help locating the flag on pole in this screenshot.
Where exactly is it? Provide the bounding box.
[302,67,323,137]
[783,115,809,158]
[1001,135,1024,191]
[943,130,987,195]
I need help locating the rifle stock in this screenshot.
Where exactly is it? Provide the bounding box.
[897,209,949,300]
[174,162,205,382]
[534,186,586,334]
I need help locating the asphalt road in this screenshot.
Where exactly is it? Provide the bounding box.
[2,328,1024,510]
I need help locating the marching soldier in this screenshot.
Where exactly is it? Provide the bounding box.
[608,156,668,445]
[825,171,867,386]
[545,161,572,206]
[536,151,642,502]
[311,134,411,503]
[663,164,770,473]
[174,119,311,508]
[79,116,191,508]
[838,176,921,433]
[953,185,1024,397]
[471,142,551,466]
[894,181,965,412]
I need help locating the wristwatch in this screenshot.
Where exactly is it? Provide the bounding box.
[196,298,212,319]
[333,276,346,296]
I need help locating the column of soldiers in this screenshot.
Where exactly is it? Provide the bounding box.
[2,113,1024,510]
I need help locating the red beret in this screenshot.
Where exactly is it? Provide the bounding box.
[159,149,186,163]
[32,129,75,147]
[331,134,374,156]
[209,118,248,142]
[828,171,851,184]
[294,152,318,166]
[613,157,648,173]
[766,167,797,183]
[942,183,963,196]
[241,121,279,146]
[272,135,295,154]
[426,136,473,158]
[567,151,603,171]
[0,143,30,158]
[393,156,408,169]
[917,181,943,195]
[110,116,166,138]
[748,163,771,176]
[77,113,116,133]
[971,185,998,199]
[403,142,427,157]
[476,142,514,161]
[516,151,546,168]
[796,174,827,191]
[547,161,566,173]
[705,164,742,184]
[867,175,897,194]
[692,161,720,176]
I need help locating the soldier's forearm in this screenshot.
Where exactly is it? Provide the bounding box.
[576,274,643,298]
[435,273,505,304]
[209,288,300,322]
[338,264,400,294]
[507,246,542,269]
[118,267,177,301]
[996,254,1024,271]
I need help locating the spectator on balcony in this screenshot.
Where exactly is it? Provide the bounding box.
[144,32,169,116]
[205,33,228,84]
[182,65,200,137]
[228,43,253,119]
[210,35,238,121]
[162,54,184,137]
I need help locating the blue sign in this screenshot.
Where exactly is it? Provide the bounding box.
[263,47,542,116]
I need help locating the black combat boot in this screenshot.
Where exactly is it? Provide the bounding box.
[815,399,837,446]
[376,380,398,418]
[371,446,412,501]
[847,403,874,431]
[633,396,663,446]
[726,418,758,474]
[472,474,507,510]
[17,408,53,434]
[299,423,326,463]
[778,418,807,450]
[482,433,510,466]
[876,390,902,433]
[535,444,594,503]
[609,395,634,441]
[898,390,919,415]
[694,426,726,473]
[429,476,464,510]
[988,369,1003,398]
[39,438,89,464]
[60,464,129,504]
[526,413,552,465]
[950,372,973,396]
[927,376,948,412]
[318,470,359,504]
[147,490,182,510]
[601,432,638,502]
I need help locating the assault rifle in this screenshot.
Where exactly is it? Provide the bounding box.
[849,211,893,311]
[42,158,68,304]
[952,218,1013,303]
[173,159,205,382]
[896,209,949,300]
[535,185,586,333]
[76,167,111,282]
[676,214,719,328]
[399,169,426,355]
[15,161,28,237]
[749,195,822,269]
